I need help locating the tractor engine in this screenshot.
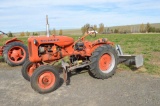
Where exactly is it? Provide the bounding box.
[38,44,58,55]
[74,42,84,51]
[28,36,74,63]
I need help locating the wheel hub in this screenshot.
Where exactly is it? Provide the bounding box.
[42,77,50,84]
[8,46,26,63]
[99,54,111,71]
[38,71,55,89]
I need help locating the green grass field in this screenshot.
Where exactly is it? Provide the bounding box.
[0,34,160,75]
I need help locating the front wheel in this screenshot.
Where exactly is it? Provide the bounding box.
[30,65,60,94]
[89,45,118,79]
[21,60,42,81]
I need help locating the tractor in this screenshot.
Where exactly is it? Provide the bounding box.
[0,31,28,66]
[21,16,143,94]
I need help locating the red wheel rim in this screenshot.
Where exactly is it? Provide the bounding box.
[8,46,26,63]
[99,54,111,71]
[38,71,55,89]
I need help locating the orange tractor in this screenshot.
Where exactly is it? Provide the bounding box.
[21,16,143,94]
[0,31,28,66]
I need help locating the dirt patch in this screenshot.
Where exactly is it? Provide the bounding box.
[0,65,160,106]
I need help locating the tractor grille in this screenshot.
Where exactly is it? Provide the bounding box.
[28,42,32,57]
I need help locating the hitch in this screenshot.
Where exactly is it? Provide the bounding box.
[61,59,90,85]
[116,45,143,68]
[61,59,71,85]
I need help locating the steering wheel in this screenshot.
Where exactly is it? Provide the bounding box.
[87,27,97,38]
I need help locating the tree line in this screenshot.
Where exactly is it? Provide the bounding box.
[81,22,160,34]
[81,23,105,34]
[6,29,63,37]
[6,31,39,37]
[5,22,160,37]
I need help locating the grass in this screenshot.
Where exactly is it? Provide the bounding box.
[0,34,160,75]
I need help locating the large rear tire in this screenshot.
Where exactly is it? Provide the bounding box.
[3,42,28,66]
[30,65,60,94]
[89,45,118,79]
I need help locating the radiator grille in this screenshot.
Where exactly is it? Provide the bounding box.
[28,42,32,57]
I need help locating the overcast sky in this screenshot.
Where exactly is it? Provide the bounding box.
[0,0,160,32]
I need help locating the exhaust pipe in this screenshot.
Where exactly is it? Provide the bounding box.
[46,15,50,37]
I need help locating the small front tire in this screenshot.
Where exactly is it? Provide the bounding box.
[21,60,42,81]
[30,65,60,94]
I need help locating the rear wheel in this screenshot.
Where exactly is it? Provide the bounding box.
[3,42,28,66]
[30,65,60,94]
[89,45,118,79]
[21,60,42,81]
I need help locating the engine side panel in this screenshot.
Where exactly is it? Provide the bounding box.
[28,36,74,62]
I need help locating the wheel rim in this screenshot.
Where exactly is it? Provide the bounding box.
[38,71,55,90]
[8,46,26,63]
[99,53,115,73]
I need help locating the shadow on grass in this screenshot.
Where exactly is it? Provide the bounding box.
[126,65,140,71]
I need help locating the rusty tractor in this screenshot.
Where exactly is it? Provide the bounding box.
[21,16,143,94]
[0,31,28,66]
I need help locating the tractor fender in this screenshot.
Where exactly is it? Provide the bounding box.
[5,37,24,45]
[91,38,114,53]
[92,38,114,46]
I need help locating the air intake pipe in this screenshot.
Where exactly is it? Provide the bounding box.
[46,15,50,37]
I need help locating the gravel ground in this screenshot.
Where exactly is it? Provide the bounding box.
[0,63,160,106]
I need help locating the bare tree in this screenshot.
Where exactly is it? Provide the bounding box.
[93,25,97,31]
[20,32,25,36]
[59,29,63,35]
[52,28,56,35]
[98,23,104,34]
[26,31,30,36]
[140,23,145,33]
[81,23,90,34]
[146,23,151,33]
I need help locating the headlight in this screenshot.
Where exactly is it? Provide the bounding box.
[33,39,38,45]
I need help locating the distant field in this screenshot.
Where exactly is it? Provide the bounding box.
[12,23,160,36]
[0,34,160,75]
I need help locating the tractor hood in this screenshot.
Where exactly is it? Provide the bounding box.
[28,35,74,47]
